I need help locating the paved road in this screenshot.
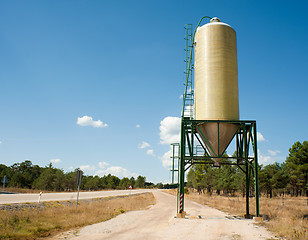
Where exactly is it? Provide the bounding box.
[0,189,150,204]
[56,190,279,240]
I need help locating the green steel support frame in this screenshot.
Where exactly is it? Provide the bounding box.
[178,119,260,217]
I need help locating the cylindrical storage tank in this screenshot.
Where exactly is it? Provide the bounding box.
[194,17,239,120]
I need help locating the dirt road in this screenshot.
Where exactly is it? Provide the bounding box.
[57,190,279,240]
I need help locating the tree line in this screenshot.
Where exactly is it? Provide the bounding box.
[187,141,308,197]
[0,161,150,191]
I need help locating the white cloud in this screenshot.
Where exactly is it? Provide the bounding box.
[94,162,138,178]
[259,155,272,165]
[138,141,150,149]
[136,124,140,128]
[160,147,173,168]
[95,166,138,178]
[146,149,155,156]
[98,161,110,169]
[75,161,138,178]
[77,115,108,128]
[80,165,96,171]
[258,150,274,165]
[268,149,280,156]
[139,142,155,156]
[50,158,61,164]
[257,132,266,142]
[159,116,181,145]
[0,141,2,144]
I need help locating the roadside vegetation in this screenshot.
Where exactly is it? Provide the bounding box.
[0,192,155,240]
[0,161,152,192]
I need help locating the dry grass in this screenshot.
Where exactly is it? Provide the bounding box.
[258,196,308,240]
[164,189,308,240]
[0,192,155,240]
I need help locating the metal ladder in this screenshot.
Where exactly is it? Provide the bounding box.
[182,24,194,119]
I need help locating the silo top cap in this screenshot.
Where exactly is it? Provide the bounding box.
[210,17,221,23]
[197,17,233,30]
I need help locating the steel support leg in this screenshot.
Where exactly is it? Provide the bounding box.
[178,119,186,214]
[245,161,250,218]
[253,123,260,217]
[244,124,250,218]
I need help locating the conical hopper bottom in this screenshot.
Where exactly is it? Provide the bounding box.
[196,122,239,165]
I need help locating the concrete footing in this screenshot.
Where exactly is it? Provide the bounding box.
[253,217,264,222]
[176,211,186,218]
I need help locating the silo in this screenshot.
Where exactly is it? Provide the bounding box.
[194,17,239,163]
[178,16,260,218]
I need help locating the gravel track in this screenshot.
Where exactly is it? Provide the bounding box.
[55,190,280,240]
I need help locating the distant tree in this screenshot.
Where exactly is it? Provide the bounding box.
[83,175,100,190]
[135,176,146,188]
[64,170,78,191]
[0,164,9,178]
[32,167,55,190]
[271,163,289,195]
[129,177,136,188]
[156,182,163,189]
[99,175,108,189]
[187,166,196,189]
[285,141,308,196]
[145,181,155,188]
[260,163,282,198]
[187,164,218,194]
[10,160,41,188]
[53,168,65,191]
[119,177,130,189]
[218,162,237,195]
[195,165,207,193]
[233,167,245,197]
[107,175,120,189]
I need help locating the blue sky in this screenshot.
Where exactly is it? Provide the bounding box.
[0,0,307,183]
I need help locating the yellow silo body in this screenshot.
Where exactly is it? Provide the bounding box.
[194,18,239,163]
[194,18,239,121]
